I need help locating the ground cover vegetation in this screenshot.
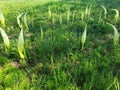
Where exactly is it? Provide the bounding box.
[0,0,120,90]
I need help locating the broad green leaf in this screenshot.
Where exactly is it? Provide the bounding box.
[106,23,119,45]
[0,27,10,48]
[100,5,107,19]
[18,29,25,59]
[0,12,5,27]
[17,13,23,29]
[81,25,87,50]
[111,9,119,22]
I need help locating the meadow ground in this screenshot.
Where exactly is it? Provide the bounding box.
[0,0,120,90]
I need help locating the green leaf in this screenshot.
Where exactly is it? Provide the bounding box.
[0,12,5,27]
[48,5,51,18]
[111,9,119,22]
[17,13,23,29]
[0,27,10,48]
[100,5,107,19]
[18,29,25,59]
[24,13,28,31]
[81,25,87,50]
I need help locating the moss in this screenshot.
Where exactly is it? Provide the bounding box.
[3,73,15,87]
[18,78,30,90]
[5,87,13,90]
[3,63,18,74]
[0,69,4,83]
[0,55,9,66]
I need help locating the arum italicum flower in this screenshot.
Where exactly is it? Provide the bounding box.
[81,25,87,50]
[0,27,10,48]
[0,12,5,27]
[111,9,119,22]
[106,23,119,45]
[18,29,25,59]
[100,5,107,19]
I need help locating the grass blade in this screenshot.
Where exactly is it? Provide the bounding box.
[48,5,52,18]
[40,27,44,40]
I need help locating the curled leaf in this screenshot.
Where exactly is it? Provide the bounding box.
[106,23,119,45]
[17,13,23,29]
[111,9,119,22]
[100,5,107,19]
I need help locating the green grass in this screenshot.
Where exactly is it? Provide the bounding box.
[0,0,120,90]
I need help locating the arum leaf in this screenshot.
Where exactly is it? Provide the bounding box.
[0,27,10,48]
[81,25,87,50]
[0,12,5,27]
[106,23,119,45]
[18,29,25,59]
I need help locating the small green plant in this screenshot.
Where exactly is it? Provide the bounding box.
[81,25,87,50]
[17,13,27,66]
[106,23,119,45]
